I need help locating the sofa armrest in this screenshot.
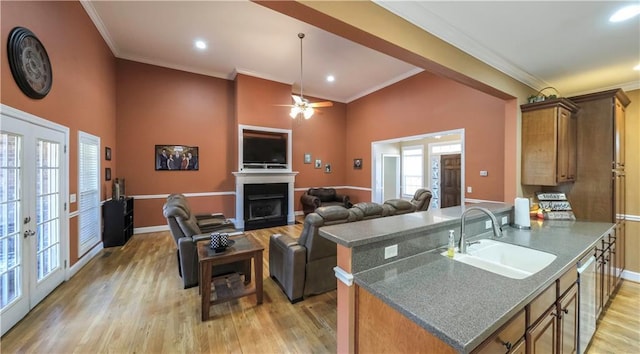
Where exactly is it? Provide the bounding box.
[269,233,307,302]
[191,233,210,243]
[195,212,225,221]
[334,194,351,208]
[300,194,321,208]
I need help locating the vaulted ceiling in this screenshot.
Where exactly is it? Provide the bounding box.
[82,1,640,103]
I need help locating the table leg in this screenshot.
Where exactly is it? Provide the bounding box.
[201,260,212,321]
[255,250,263,304]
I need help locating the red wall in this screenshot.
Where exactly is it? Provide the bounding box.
[345,71,506,202]
[1,1,116,265]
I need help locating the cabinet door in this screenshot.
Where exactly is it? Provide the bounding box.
[473,310,525,354]
[527,306,557,354]
[557,107,576,182]
[614,98,625,166]
[521,107,557,185]
[558,284,578,354]
[595,248,604,318]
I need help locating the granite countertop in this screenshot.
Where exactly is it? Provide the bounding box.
[352,220,614,353]
[320,202,513,248]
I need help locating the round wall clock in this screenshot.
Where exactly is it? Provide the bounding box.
[7,27,53,99]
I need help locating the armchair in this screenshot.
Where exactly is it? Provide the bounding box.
[167,194,234,233]
[300,187,351,216]
[269,205,358,302]
[162,197,250,289]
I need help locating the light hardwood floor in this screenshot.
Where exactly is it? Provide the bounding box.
[1,226,638,353]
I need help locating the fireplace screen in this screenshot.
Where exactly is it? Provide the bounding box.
[248,197,283,220]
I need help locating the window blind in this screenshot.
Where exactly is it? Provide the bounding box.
[78,132,100,256]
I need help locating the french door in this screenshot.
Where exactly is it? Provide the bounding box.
[1,108,67,336]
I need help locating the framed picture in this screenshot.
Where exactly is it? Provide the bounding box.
[325,163,332,173]
[314,159,322,169]
[105,167,111,181]
[105,147,111,161]
[304,153,312,164]
[353,158,363,169]
[155,145,199,171]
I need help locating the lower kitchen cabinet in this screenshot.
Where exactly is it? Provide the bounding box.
[473,310,525,354]
[527,268,578,354]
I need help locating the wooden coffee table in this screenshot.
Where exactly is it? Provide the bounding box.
[197,233,264,321]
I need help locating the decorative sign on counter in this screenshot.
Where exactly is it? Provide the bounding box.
[535,192,576,220]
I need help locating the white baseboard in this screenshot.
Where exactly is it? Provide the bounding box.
[67,242,103,280]
[134,225,169,234]
[622,269,640,283]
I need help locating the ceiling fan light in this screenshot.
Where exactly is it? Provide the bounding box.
[290,106,302,119]
[303,107,314,119]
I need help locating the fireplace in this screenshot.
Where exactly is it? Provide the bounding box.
[243,183,288,231]
[233,171,297,230]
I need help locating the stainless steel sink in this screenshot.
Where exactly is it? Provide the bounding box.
[442,239,556,279]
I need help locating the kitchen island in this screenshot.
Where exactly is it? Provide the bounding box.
[319,202,615,353]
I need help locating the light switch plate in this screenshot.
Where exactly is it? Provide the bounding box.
[384,244,398,259]
[467,186,472,193]
[480,170,488,177]
[485,220,492,229]
[502,216,508,225]
[69,193,76,203]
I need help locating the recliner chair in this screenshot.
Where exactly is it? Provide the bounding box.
[166,194,233,233]
[269,205,359,302]
[384,189,433,214]
[300,188,351,216]
[162,197,250,288]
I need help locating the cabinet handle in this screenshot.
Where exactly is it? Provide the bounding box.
[501,341,512,351]
[551,311,560,318]
[562,308,569,314]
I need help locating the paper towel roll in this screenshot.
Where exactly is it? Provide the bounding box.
[514,197,531,228]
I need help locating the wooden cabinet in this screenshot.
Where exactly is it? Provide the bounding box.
[473,310,525,353]
[103,197,134,247]
[567,89,628,285]
[521,98,578,186]
[595,230,618,319]
[527,267,578,354]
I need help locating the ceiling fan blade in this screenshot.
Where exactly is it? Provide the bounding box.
[308,101,333,108]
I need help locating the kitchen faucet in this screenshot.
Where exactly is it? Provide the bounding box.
[459,207,503,254]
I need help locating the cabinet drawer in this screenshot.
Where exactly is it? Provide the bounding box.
[473,310,525,354]
[528,283,556,326]
[558,265,577,297]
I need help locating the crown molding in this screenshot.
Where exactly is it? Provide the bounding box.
[347,68,424,103]
[80,0,119,56]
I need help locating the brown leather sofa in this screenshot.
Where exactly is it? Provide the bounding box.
[162,196,250,289]
[300,187,351,215]
[384,188,433,213]
[269,201,417,303]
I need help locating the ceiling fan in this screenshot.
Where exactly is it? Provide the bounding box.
[288,33,333,120]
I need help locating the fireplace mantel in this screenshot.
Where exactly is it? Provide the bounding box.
[233,171,298,230]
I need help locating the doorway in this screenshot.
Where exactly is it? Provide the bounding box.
[1,106,69,336]
[440,154,462,207]
[382,154,400,201]
[371,129,464,205]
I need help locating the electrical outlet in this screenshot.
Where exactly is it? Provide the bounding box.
[485,220,492,229]
[502,216,508,225]
[467,186,472,193]
[384,244,398,259]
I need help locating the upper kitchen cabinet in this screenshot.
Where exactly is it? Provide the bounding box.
[521,98,579,186]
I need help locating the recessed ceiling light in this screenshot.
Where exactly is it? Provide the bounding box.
[634,64,640,71]
[326,75,335,82]
[194,40,207,50]
[609,4,640,22]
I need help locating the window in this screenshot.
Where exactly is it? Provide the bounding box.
[402,145,423,197]
[78,132,100,256]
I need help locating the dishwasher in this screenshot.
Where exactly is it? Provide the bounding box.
[577,252,597,354]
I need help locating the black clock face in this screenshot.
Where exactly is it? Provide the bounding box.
[7,27,52,99]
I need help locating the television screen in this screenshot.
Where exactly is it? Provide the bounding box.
[243,132,287,165]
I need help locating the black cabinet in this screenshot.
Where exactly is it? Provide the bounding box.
[103,197,134,247]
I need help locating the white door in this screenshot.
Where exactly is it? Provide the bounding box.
[1,112,67,336]
[382,155,400,201]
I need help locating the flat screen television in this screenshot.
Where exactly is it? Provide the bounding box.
[242,131,287,166]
